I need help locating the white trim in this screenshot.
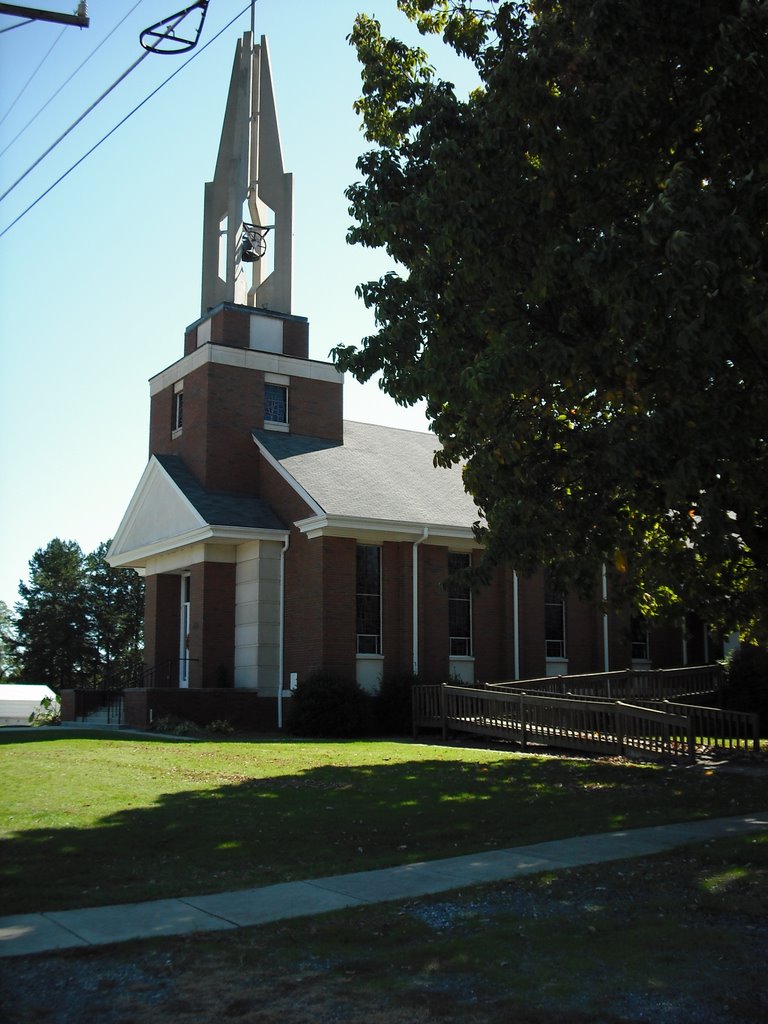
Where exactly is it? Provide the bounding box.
[149,344,341,396]
[253,436,325,516]
[513,570,520,680]
[545,656,569,677]
[108,523,289,568]
[265,372,290,385]
[295,514,478,546]
[107,457,206,564]
[277,534,290,729]
[601,563,610,672]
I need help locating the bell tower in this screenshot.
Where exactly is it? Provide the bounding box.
[200,32,293,314]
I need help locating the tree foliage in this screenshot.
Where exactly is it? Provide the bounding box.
[333,0,768,638]
[0,600,16,681]
[12,538,144,688]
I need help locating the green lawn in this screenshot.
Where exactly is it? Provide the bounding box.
[1,730,765,916]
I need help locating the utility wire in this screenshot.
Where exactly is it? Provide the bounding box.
[0,0,146,160]
[0,18,33,32]
[0,49,152,204]
[0,2,254,240]
[0,24,65,127]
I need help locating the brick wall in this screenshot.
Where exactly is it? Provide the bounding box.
[517,572,546,679]
[144,574,181,671]
[649,622,685,668]
[473,561,516,683]
[382,542,412,678]
[419,546,449,682]
[149,363,342,491]
[320,536,357,679]
[187,561,236,688]
[123,688,288,731]
[184,305,310,357]
[566,583,604,674]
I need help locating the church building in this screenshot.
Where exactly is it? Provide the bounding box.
[107,33,705,727]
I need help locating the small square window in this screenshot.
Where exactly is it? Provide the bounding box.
[264,383,288,424]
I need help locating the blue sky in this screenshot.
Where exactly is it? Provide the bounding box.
[0,1,476,608]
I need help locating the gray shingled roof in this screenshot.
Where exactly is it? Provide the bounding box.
[155,454,286,531]
[252,421,479,527]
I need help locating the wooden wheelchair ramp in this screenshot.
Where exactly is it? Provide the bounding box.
[412,681,760,763]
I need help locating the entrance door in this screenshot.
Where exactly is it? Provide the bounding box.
[180,573,190,688]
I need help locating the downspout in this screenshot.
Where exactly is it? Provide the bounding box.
[513,570,520,680]
[601,563,610,672]
[277,533,290,729]
[412,528,429,675]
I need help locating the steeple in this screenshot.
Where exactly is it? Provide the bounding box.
[200,32,293,315]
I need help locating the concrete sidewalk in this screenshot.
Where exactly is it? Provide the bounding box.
[2,811,766,958]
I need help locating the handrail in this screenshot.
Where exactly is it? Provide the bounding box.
[412,677,757,761]
[486,664,723,701]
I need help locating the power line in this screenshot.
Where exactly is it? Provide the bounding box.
[0,0,146,160]
[0,49,151,204]
[0,23,65,127]
[0,2,254,240]
[0,18,33,32]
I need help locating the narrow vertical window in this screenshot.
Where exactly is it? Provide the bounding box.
[172,381,184,434]
[544,575,566,659]
[448,552,472,656]
[356,545,381,654]
[264,382,288,425]
[631,616,650,661]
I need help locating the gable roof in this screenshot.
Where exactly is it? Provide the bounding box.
[153,455,285,531]
[253,420,479,530]
[107,454,286,568]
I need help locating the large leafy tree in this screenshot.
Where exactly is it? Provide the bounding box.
[334,0,768,637]
[13,539,144,688]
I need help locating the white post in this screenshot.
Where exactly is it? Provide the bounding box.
[601,563,610,672]
[277,534,290,728]
[513,570,520,680]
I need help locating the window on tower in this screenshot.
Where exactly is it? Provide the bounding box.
[172,381,184,436]
[264,382,288,426]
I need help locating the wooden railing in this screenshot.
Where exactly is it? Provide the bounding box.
[640,700,760,752]
[486,664,724,701]
[412,680,759,761]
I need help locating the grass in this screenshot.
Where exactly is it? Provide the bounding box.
[1,729,765,917]
[2,831,766,1023]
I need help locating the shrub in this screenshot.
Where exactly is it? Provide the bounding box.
[374,671,419,735]
[28,694,61,726]
[722,645,768,728]
[207,718,235,735]
[150,714,202,737]
[289,671,374,738]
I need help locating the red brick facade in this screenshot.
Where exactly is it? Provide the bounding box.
[133,301,707,717]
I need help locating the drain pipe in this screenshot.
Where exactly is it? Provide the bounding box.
[277,534,290,730]
[601,563,610,672]
[412,528,429,675]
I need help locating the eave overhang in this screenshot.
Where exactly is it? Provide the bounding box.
[294,514,479,549]
[107,524,289,569]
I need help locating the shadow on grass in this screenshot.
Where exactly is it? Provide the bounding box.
[1,732,765,917]
[0,728,198,744]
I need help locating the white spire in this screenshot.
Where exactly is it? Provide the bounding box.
[201,33,293,315]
